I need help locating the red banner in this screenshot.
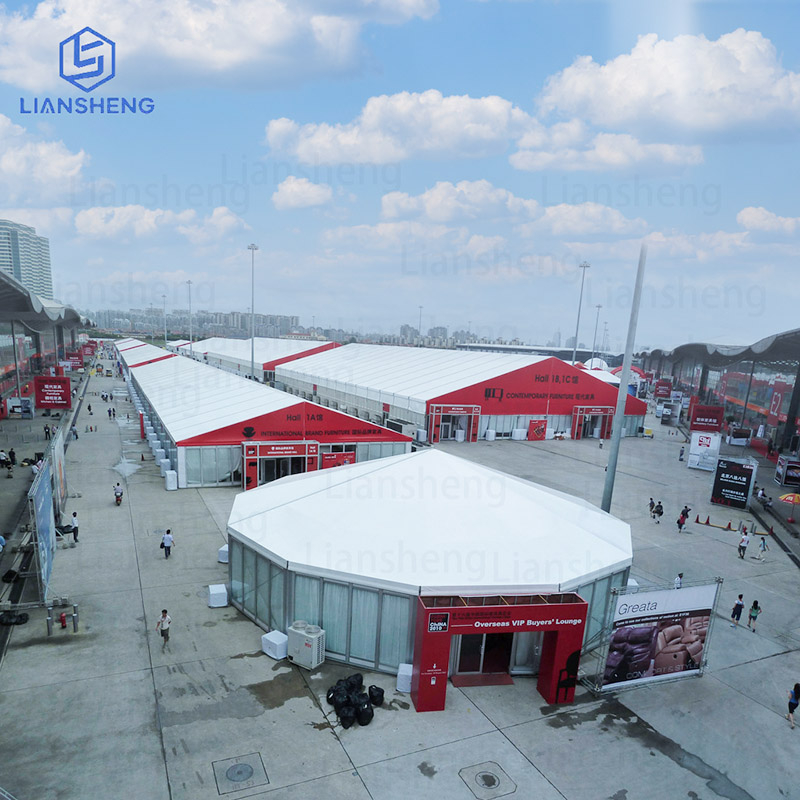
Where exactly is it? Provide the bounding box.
[527,419,547,441]
[65,351,83,368]
[34,376,71,408]
[654,379,672,399]
[689,404,725,432]
[321,452,356,468]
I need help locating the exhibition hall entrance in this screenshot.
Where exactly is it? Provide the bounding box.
[258,456,305,484]
[451,630,543,686]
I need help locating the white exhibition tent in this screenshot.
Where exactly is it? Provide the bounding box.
[190,336,334,364]
[228,448,632,596]
[276,343,553,416]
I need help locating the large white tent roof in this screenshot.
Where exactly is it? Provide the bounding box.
[117,341,175,366]
[191,336,334,366]
[120,340,299,443]
[276,343,550,415]
[228,449,632,595]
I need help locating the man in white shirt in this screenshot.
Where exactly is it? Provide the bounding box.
[155,609,172,647]
[161,529,174,559]
[674,572,683,589]
[71,511,79,543]
[738,530,751,559]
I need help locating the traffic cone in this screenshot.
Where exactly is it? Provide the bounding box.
[726,521,732,530]
[705,516,710,525]
[141,453,145,462]
[769,526,774,535]
[695,514,700,524]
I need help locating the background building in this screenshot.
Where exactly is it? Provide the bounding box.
[0,219,53,300]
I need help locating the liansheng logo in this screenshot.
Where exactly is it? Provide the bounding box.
[19,27,154,115]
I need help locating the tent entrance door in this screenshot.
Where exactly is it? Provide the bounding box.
[455,633,514,675]
[259,456,305,485]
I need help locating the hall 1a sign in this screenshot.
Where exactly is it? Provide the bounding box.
[710,457,757,509]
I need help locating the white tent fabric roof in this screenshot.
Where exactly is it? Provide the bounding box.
[275,343,551,415]
[117,342,174,366]
[191,336,333,365]
[228,448,632,595]
[120,340,299,443]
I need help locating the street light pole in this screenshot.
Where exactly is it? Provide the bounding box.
[162,294,167,347]
[590,304,602,366]
[248,243,258,380]
[418,305,423,344]
[571,262,590,365]
[187,280,193,357]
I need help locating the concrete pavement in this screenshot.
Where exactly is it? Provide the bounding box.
[0,374,796,800]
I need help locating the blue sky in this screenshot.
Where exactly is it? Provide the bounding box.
[0,0,798,350]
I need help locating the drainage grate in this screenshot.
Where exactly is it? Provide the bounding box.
[212,753,269,795]
[458,762,516,800]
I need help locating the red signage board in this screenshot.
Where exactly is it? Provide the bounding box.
[767,380,792,426]
[653,379,672,399]
[178,401,411,447]
[321,452,356,468]
[429,357,646,419]
[65,350,83,368]
[527,419,547,441]
[33,375,71,408]
[689,405,724,432]
[411,595,587,712]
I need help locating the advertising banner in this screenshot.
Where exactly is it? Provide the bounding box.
[654,380,672,399]
[527,419,547,441]
[659,401,681,426]
[600,583,719,690]
[65,350,83,368]
[321,452,355,468]
[711,457,757,508]
[690,405,725,432]
[51,428,68,520]
[774,456,800,488]
[28,462,56,597]
[687,432,721,471]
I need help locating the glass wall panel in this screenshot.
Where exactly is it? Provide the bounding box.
[294,575,321,626]
[242,548,256,616]
[255,555,271,625]
[185,448,201,486]
[350,588,378,662]
[322,581,349,655]
[229,539,243,604]
[587,575,610,642]
[378,594,410,670]
[270,563,285,631]
[217,447,233,484]
[201,447,218,485]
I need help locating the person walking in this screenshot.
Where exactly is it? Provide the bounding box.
[43,423,50,440]
[8,448,15,465]
[757,536,770,561]
[730,594,744,628]
[677,510,688,532]
[70,511,79,543]
[71,424,78,440]
[654,501,664,523]
[648,497,655,519]
[674,572,683,589]
[679,446,685,461]
[112,407,116,418]
[787,684,800,730]
[161,529,174,559]
[87,403,93,415]
[747,600,762,632]
[738,529,751,559]
[107,407,112,419]
[155,609,172,648]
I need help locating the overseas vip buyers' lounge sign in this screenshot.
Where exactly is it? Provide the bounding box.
[711,457,756,509]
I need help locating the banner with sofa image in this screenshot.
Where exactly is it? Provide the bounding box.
[599,583,721,691]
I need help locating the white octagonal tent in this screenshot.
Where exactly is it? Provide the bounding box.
[227,448,632,675]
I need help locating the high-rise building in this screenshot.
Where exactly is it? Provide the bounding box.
[0,219,53,298]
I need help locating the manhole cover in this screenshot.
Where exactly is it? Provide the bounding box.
[212,753,268,795]
[459,762,516,800]
[225,763,254,782]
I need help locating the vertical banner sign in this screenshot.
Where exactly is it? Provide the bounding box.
[687,432,721,471]
[51,428,68,520]
[28,462,56,599]
[600,583,719,690]
[711,458,757,508]
[33,375,71,408]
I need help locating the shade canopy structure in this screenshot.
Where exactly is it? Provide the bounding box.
[228,448,633,596]
[0,269,92,330]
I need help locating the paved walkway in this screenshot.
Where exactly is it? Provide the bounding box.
[0,385,796,800]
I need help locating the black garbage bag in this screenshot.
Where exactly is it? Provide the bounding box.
[356,701,374,726]
[326,687,336,705]
[0,611,28,625]
[345,672,364,692]
[352,691,369,707]
[339,705,356,729]
[332,687,350,713]
[368,685,385,707]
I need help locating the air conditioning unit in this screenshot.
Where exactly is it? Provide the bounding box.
[286,620,326,670]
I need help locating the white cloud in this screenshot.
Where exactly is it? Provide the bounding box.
[272,176,333,210]
[266,90,533,164]
[382,180,539,222]
[539,29,800,131]
[74,204,247,242]
[0,115,88,203]
[0,0,438,91]
[520,202,648,236]
[511,133,703,171]
[737,206,799,234]
[0,207,74,234]
[324,220,464,250]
